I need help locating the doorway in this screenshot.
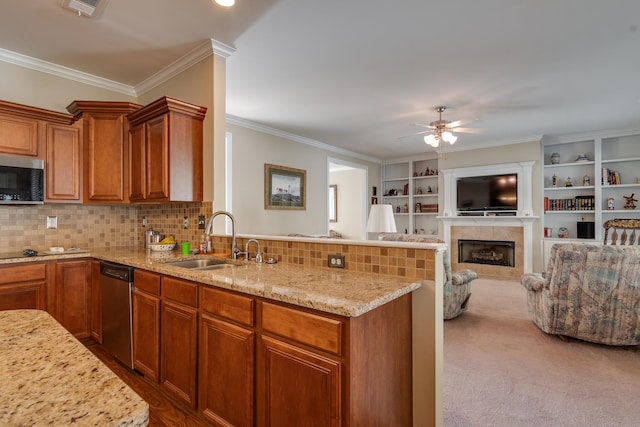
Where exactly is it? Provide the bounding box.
[328,158,367,240]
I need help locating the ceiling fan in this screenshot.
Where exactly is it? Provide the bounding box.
[404,106,483,147]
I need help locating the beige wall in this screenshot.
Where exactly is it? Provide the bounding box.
[137,57,217,202]
[437,141,544,270]
[227,123,380,236]
[0,61,136,111]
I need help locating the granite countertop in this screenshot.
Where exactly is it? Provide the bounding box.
[94,248,422,317]
[0,309,149,426]
[0,247,421,317]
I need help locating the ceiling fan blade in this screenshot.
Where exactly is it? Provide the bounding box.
[453,127,484,134]
[447,117,477,128]
[397,129,432,139]
[412,123,436,129]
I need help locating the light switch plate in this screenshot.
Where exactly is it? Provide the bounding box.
[46,216,58,229]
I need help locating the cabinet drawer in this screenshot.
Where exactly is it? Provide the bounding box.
[134,270,161,295]
[200,286,254,326]
[0,263,46,285]
[261,302,343,355]
[162,276,198,307]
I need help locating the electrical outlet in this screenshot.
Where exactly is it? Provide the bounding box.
[46,216,58,229]
[328,254,345,268]
[142,216,147,227]
[198,215,206,229]
[183,216,189,229]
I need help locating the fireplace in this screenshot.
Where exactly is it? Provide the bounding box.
[458,239,515,267]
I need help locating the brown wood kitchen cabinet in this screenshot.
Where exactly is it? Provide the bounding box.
[0,262,48,311]
[127,96,206,203]
[90,260,102,343]
[257,301,343,427]
[161,276,199,409]
[0,99,75,158]
[66,101,141,203]
[53,259,92,338]
[199,287,256,426]
[45,122,82,202]
[132,269,161,382]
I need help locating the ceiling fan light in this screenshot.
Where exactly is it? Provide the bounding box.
[442,131,457,144]
[213,0,235,6]
[424,134,439,147]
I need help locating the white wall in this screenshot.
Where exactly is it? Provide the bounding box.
[227,123,380,236]
[330,168,364,239]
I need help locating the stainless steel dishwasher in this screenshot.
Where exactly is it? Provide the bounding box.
[100,261,134,369]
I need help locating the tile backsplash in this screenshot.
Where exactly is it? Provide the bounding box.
[0,202,213,254]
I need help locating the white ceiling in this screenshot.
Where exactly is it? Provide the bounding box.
[1,0,639,161]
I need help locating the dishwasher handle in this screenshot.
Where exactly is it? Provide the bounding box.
[100,261,133,282]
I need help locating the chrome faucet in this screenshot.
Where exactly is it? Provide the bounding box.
[245,239,262,263]
[204,210,241,259]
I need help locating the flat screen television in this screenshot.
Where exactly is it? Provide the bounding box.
[456,174,517,211]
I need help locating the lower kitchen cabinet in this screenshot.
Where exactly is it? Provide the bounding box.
[132,269,161,382]
[258,336,341,427]
[199,287,255,426]
[0,262,48,311]
[131,268,412,426]
[160,276,199,409]
[90,260,102,343]
[54,259,92,338]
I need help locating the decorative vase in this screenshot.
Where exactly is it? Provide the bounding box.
[550,152,560,164]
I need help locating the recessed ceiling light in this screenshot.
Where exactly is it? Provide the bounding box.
[213,0,235,7]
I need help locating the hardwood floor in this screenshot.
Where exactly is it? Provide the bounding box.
[83,340,210,427]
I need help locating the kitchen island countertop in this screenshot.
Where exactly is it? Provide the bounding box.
[0,309,149,426]
[93,248,422,317]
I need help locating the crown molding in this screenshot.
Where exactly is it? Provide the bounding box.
[136,39,236,96]
[435,134,543,154]
[0,47,136,96]
[226,114,382,164]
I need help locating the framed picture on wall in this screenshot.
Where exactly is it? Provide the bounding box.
[264,163,306,210]
[329,184,337,222]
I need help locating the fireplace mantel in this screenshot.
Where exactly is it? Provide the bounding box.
[439,162,538,275]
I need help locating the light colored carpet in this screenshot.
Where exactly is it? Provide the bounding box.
[443,278,640,427]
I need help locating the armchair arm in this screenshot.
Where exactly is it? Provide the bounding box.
[451,269,478,286]
[520,273,548,292]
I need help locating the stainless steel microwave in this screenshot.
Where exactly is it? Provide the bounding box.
[0,155,44,204]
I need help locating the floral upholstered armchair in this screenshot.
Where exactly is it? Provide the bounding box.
[381,234,478,319]
[520,243,640,345]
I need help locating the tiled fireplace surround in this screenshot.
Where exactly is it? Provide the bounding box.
[441,161,537,280]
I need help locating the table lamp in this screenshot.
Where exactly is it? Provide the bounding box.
[366,204,397,240]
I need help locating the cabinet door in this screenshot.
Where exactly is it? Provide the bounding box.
[199,314,255,427]
[90,260,102,343]
[84,113,127,202]
[132,289,160,382]
[161,299,198,408]
[128,123,146,201]
[45,123,81,202]
[258,336,341,427]
[0,263,47,311]
[54,260,91,338]
[145,115,170,200]
[0,112,38,156]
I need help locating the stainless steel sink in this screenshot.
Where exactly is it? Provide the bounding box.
[165,258,229,270]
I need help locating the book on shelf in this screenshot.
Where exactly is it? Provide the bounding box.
[545,195,594,211]
[602,167,621,185]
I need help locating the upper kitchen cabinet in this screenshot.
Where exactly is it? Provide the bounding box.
[66,101,142,203]
[127,97,207,203]
[0,99,76,158]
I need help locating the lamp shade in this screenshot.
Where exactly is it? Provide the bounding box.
[366,204,397,238]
